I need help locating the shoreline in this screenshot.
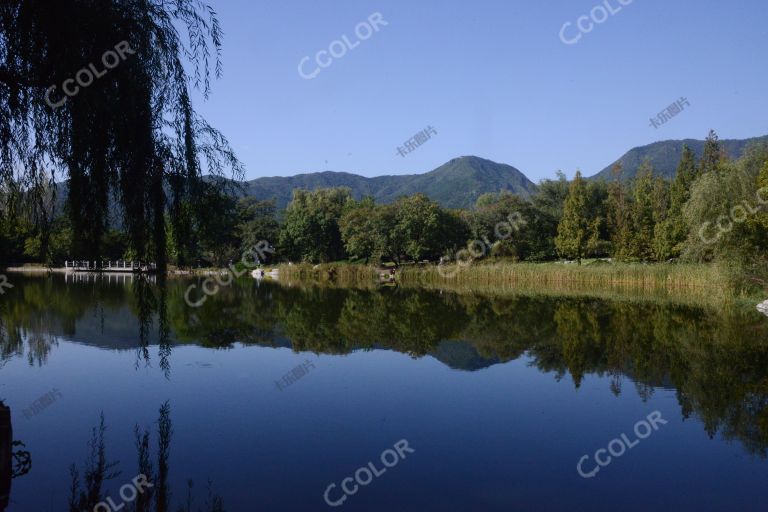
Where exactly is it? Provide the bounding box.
[274,261,766,309]
[4,262,766,311]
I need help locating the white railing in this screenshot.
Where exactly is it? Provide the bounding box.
[64,260,157,272]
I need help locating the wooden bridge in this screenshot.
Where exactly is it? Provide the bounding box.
[64,260,157,274]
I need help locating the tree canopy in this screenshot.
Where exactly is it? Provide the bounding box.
[0,0,241,268]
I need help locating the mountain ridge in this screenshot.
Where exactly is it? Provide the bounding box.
[50,135,768,214]
[239,135,768,208]
[241,155,537,209]
[590,134,768,182]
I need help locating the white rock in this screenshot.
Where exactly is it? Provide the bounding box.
[757,300,768,316]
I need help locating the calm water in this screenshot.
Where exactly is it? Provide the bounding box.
[1,274,767,511]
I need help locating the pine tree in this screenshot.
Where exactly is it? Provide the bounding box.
[606,181,633,260]
[700,130,723,174]
[555,171,596,264]
[631,165,656,261]
[654,145,697,260]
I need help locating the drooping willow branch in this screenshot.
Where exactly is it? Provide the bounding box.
[0,0,243,268]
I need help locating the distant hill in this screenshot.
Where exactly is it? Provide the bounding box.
[242,156,537,210]
[49,135,768,216]
[590,135,768,182]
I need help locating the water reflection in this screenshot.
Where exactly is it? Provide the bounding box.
[67,403,224,512]
[1,275,768,458]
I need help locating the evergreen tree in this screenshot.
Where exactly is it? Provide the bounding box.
[555,171,596,263]
[630,165,657,261]
[606,181,633,260]
[654,145,697,260]
[700,130,723,174]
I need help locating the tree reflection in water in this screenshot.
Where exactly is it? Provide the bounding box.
[68,403,224,512]
[1,275,768,458]
[133,275,172,378]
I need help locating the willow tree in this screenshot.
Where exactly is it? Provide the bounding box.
[0,0,241,269]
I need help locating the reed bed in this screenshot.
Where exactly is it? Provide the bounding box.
[398,262,737,304]
[275,263,379,287]
[271,261,760,310]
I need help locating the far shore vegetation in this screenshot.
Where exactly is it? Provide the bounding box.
[2,131,768,304]
[1,4,766,305]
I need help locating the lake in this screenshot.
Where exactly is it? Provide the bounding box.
[1,274,767,511]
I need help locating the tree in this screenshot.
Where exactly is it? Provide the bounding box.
[682,145,767,264]
[630,165,657,261]
[654,145,697,260]
[585,180,610,256]
[339,197,381,263]
[555,172,598,263]
[375,202,407,264]
[0,1,241,269]
[470,191,556,261]
[195,183,240,266]
[533,171,569,223]
[700,129,723,174]
[279,188,352,263]
[390,194,453,262]
[236,197,279,261]
[606,181,633,260]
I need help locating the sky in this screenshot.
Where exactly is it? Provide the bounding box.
[191,0,768,183]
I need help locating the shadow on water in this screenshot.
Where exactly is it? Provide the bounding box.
[1,274,768,459]
[67,402,224,512]
[0,402,32,512]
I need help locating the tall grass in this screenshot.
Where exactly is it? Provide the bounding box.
[273,261,758,309]
[398,261,739,304]
[275,263,379,287]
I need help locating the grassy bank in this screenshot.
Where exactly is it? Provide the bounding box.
[276,261,759,307]
[400,261,724,289]
[400,261,751,307]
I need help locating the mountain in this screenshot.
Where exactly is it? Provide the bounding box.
[49,135,768,216]
[242,156,537,210]
[590,135,768,182]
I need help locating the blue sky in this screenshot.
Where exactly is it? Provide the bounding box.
[192,0,768,183]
